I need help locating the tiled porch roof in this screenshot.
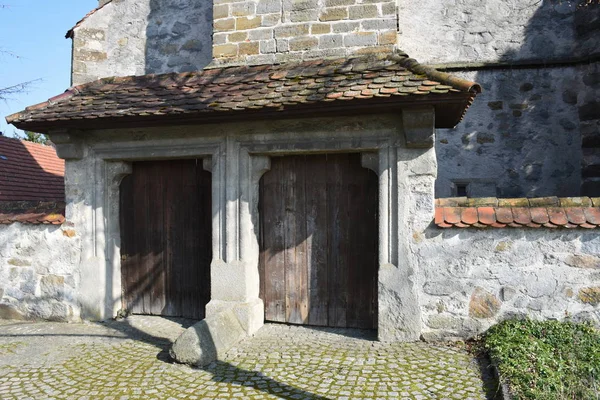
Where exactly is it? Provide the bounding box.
[436,197,600,229]
[0,201,65,225]
[6,53,481,132]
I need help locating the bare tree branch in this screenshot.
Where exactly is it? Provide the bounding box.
[0,79,42,101]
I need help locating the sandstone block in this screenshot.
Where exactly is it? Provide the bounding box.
[291,10,319,22]
[311,23,331,34]
[261,13,281,26]
[332,21,360,33]
[349,5,378,19]
[214,4,229,20]
[248,28,273,40]
[289,36,318,51]
[239,41,260,55]
[579,287,600,306]
[362,18,396,30]
[214,44,238,57]
[325,0,354,6]
[236,16,262,30]
[320,7,348,22]
[381,2,396,16]
[228,31,248,43]
[0,304,24,320]
[344,32,377,47]
[289,0,319,11]
[565,254,600,269]
[378,30,397,45]
[260,39,276,54]
[319,34,343,49]
[274,24,309,38]
[231,2,256,17]
[469,287,501,319]
[257,0,280,14]
[170,309,246,367]
[214,18,235,32]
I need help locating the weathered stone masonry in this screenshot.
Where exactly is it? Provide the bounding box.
[72,0,600,197]
[211,0,397,65]
[3,0,599,345]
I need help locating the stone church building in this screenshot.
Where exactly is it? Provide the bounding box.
[3,0,599,360]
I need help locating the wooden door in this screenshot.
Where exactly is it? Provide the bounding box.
[259,153,378,329]
[120,159,211,320]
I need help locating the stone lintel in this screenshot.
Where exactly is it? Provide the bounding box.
[49,130,88,160]
[402,107,435,149]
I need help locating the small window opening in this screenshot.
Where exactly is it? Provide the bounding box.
[456,183,468,197]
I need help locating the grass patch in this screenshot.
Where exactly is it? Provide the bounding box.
[482,319,600,400]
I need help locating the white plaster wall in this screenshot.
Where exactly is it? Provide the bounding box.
[0,223,81,321]
[413,227,600,340]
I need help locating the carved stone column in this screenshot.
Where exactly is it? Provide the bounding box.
[205,137,270,335]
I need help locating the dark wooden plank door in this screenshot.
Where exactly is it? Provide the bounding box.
[120,159,211,320]
[259,153,378,329]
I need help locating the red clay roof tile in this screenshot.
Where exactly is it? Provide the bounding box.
[548,208,568,226]
[435,197,600,229]
[530,207,550,224]
[512,207,532,225]
[495,208,513,224]
[461,207,478,225]
[444,207,462,224]
[477,207,496,225]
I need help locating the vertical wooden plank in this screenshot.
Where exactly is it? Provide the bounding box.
[198,161,212,320]
[260,157,287,322]
[327,153,349,328]
[343,155,379,329]
[283,156,295,323]
[366,167,379,329]
[306,154,329,326]
[119,174,134,312]
[149,161,166,315]
[345,154,362,328]
[285,156,308,324]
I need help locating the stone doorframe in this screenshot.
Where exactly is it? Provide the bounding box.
[51,108,436,342]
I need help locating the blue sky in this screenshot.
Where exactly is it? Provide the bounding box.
[0,0,97,136]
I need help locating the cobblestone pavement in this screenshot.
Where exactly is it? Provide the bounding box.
[0,317,498,399]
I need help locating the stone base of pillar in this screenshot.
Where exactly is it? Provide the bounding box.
[206,298,264,335]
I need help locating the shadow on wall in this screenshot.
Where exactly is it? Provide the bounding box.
[437,1,600,198]
[144,0,213,75]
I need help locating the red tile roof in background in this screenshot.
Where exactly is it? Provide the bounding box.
[435,197,600,229]
[0,136,65,202]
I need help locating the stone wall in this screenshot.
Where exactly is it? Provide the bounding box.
[415,227,600,340]
[211,0,396,65]
[397,0,597,65]
[0,223,81,322]
[71,0,213,85]
[435,65,597,198]
[411,0,600,198]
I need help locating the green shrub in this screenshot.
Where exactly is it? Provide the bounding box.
[482,319,600,400]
